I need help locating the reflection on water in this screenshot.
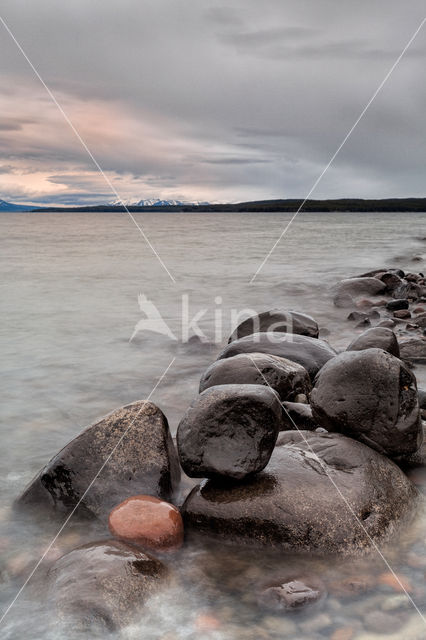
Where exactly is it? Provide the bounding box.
[0,211,425,638]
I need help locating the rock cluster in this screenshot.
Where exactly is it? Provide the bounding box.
[15,275,426,631]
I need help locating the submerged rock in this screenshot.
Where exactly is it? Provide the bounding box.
[199,352,311,403]
[310,349,422,457]
[108,495,184,552]
[17,401,180,519]
[346,327,400,357]
[228,309,319,341]
[217,332,336,380]
[48,539,169,631]
[257,574,326,612]
[182,431,417,554]
[177,384,283,480]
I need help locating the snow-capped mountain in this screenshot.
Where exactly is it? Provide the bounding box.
[108,198,210,207]
[0,199,33,211]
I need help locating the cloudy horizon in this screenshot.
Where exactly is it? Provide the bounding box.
[0,0,425,206]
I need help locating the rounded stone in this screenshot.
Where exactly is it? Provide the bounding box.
[386,299,409,311]
[48,539,170,631]
[228,309,319,341]
[182,431,417,554]
[199,352,311,403]
[346,327,400,357]
[310,349,422,457]
[217,332,336,381]
[108,495,184,552]
[177,384,283,480]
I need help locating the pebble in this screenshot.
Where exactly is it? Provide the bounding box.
[394,309,411,319]
[364,610,403,634]
[299,612,332,633]
[108,495,184,552]
[330,627,354,640]
[381,594,412,611]
[194,613,221,631]
[378,572,413,593]
[263,615,297,636]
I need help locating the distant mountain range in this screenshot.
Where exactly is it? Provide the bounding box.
[4,197,426,213]
[108,198,210,207]
[0,199,34,211]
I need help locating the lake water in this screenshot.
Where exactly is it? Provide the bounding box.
[0,210,425,639]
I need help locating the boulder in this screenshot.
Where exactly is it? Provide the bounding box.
[310,349,422,457]
[182,431,417,554]
[108,495,184,552]
[399,337,426,362]
[217,332,336,381]
[199,353,311,403]
[282,402,319,431]
[177,384,283,480]
[332,278,386,306]
[228,310,319,342]
[392,282,422,300]
[413,313,426,328]
[17,401,180,519]
[48,539,169,631]
[346,327,400,357]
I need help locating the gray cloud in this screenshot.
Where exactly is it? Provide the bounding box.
[0,0,425,204]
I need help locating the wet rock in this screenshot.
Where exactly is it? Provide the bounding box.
[310,349,422,457]
[413,312,426,328]
[346,327,400,357]
[327,573,375,598]
[17,402,180,519]
[380,272,403,293]
[378,572,413,593]
[108,495,184,552]
[299,612,332,634]
[364,610,403,634]
[228,309,319,341]
[392,281,422,300]
[334,292,354,308]
[387,299,409,311]
[282,402,319,431]
[356,268,389,278]
[332,278,386,307]
[418,388,426,410]
[399,337,426,362]
[355,318,371,328]
[257,574,326,612]
[177,384,283,480]
[217,332,336,381]
[199,353,311,403]
[182,431,417,554]
[394,309,411,319]
[48,539,170,631]
[378,319,396,328]
[347,311,369,322]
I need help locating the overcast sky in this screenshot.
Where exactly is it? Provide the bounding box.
[0,0,425,205]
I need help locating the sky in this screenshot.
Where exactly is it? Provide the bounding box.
[0,0,425,206]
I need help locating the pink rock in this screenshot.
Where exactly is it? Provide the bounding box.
[109,495,184,552]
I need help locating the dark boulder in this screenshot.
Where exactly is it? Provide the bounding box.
[17,402,180,519]
[177,384,283,480]
[257,574,326,612]
[228,310,319,342]
[413,313,426,329]
[182,431,417,554]
[392,282,422,300]
[48,539,170,631]
[217,332,336,381]
[199,353,311,403]
[310,349,422,457]
[346,327,400,357]
[282,402,319,431]
[386,299,409,311]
